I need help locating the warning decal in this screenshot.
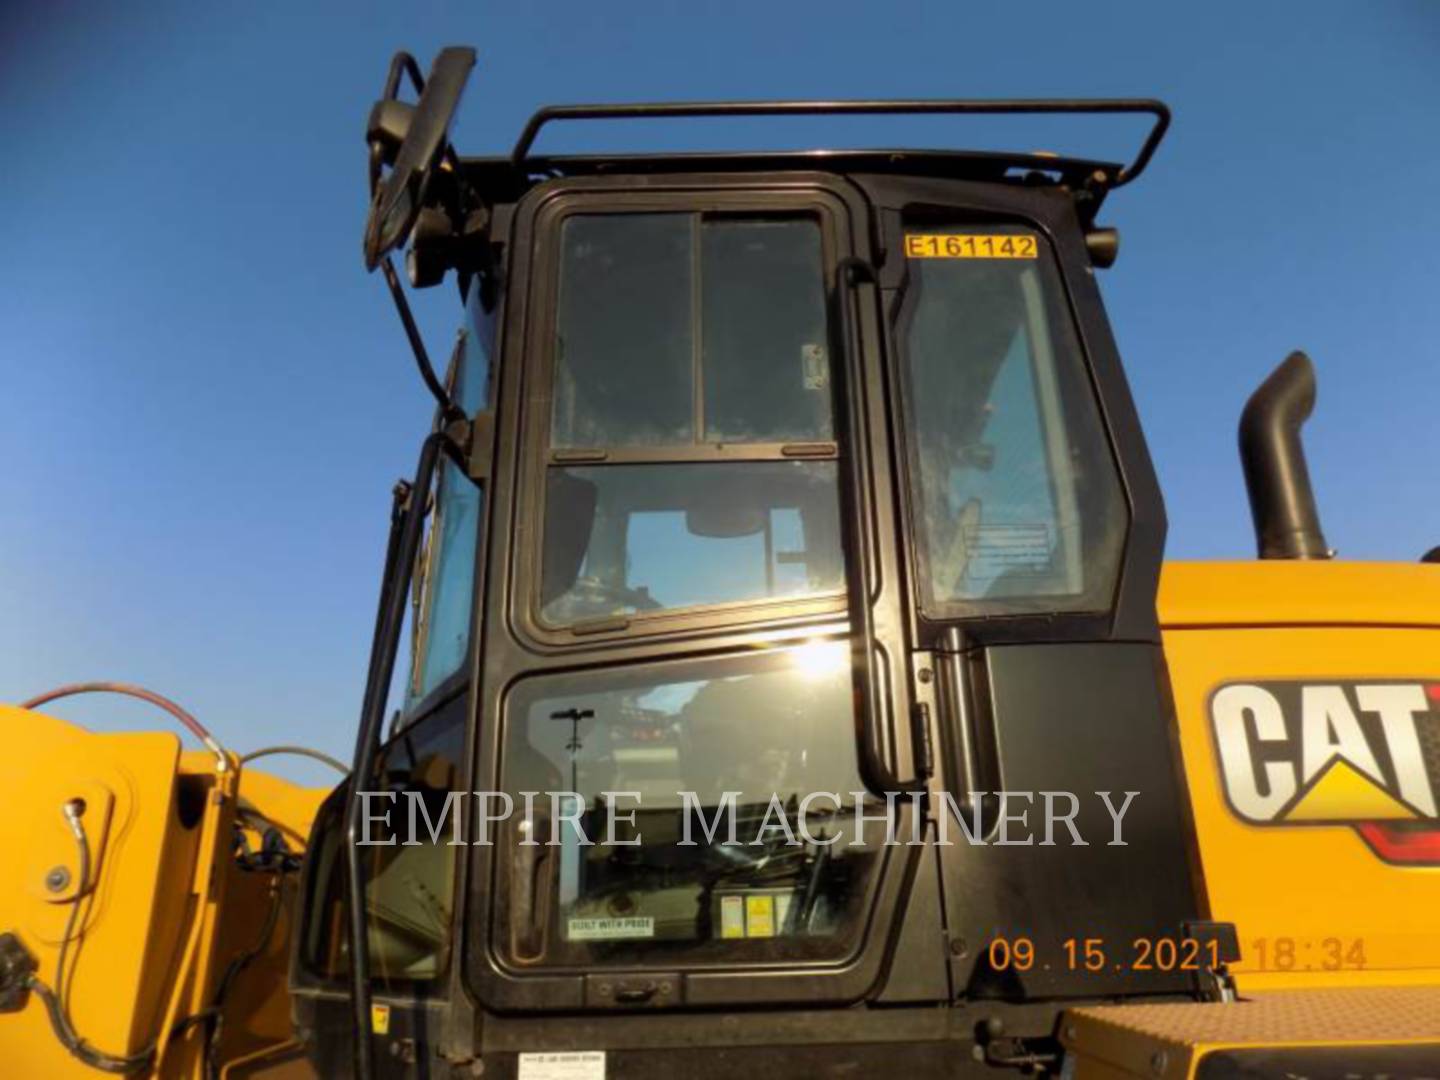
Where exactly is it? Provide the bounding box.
[566,916,654,941]
[518,1051,607,1080]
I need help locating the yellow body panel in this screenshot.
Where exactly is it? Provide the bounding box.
[1064,986,1440,1078]
[209,767,326,1074]
[1158,562,1440,991]
[0,705,326,1078]
[1159,559,1440,629]
[1061,561,1440,1076]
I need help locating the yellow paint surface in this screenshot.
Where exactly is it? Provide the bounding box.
[1160,562,1440,992]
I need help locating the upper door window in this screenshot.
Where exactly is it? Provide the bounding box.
[539,211,844,628]
[553,214,832,447]
[897,225,1127,617]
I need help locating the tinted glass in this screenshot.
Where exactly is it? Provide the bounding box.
[899,227,1126,616]
[303,705,465,985]
[701,218,831,441]
[552,213,831,449]
[498,646,885,967]
[553,214,694,447]
[541,461,843,624]
[414,279,493,700]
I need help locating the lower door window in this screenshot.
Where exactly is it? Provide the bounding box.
[303,704,466,985]
[496,642,887,968]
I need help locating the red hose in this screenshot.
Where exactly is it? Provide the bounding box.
[19,681,229,769]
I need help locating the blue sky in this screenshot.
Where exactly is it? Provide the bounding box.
[3,2,1438,780]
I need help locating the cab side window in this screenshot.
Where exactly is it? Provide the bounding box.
[411,277,495,702]
[897,225,1127,617]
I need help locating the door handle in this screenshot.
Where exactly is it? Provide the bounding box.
[510,810,554,962]
[938,637,1003,840]
[834,257,929,797]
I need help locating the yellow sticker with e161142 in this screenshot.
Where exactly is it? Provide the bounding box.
[905,233,1037,259]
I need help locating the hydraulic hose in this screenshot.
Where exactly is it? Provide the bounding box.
[20,682,229,772]
[29,800,157,1074]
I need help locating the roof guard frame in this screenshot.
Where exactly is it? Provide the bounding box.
[510,98,1171,186]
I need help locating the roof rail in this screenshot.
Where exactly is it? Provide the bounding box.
[511,98,1170,186]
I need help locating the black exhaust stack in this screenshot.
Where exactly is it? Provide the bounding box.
[1239,351,1331,560]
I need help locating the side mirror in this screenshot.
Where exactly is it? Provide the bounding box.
[363,46,476,271]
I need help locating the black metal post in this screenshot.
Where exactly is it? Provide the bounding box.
[342,431,444,1080]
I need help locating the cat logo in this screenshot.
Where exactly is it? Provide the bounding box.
[1209,681,1440,865]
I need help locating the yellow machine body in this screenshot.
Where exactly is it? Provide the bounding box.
[1064,560,1440,1077]
[0,707,325,1078]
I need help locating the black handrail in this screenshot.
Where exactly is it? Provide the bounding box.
[342,431,445,1080]
[511,98,1170,186]
[834,256,929,798]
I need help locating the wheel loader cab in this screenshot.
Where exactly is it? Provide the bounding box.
[9,46,1440,1080]
[293,53,1207,1077]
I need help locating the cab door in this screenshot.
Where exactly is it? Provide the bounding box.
[291,272,498,1076]
[468,173,927,1011]
[858,174,1204,1000]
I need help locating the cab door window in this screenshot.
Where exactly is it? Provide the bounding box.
[496,643,886,969]
[539,212,844,628]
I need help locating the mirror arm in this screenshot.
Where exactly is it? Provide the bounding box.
[381,256,465,424]
[382,50,425,101]
[381,51,465,178]
[453,409,494,485]
[369,53,426,195]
